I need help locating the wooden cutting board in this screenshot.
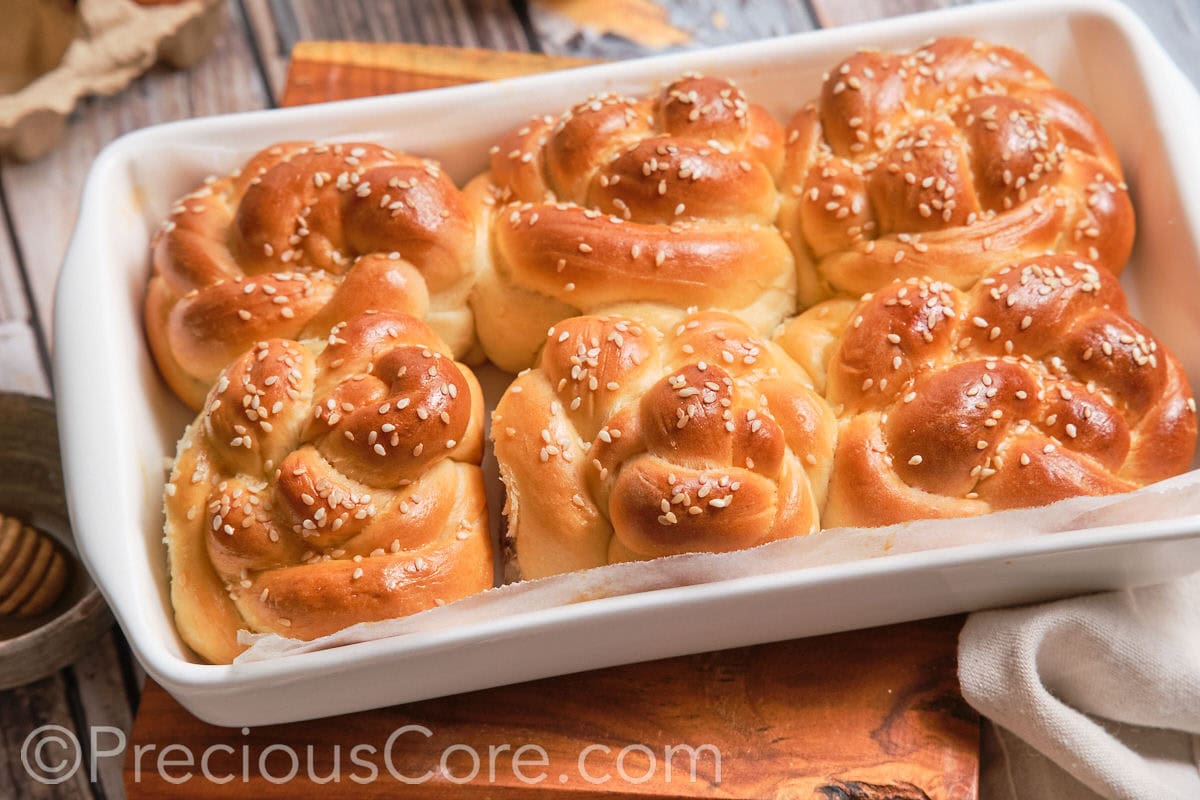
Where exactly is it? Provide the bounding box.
[281,41,595,106]
[128,618,977,798]
[125,42,979,799]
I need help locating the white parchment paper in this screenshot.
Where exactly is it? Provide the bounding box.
[236,468,1200,663]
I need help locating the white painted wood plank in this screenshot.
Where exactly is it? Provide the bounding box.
[0,321,49,397]
[810,0,1198,89]
[69,635,134,796]
[0,217,28,324]
[0,673,97,800]
[809,0,960,27]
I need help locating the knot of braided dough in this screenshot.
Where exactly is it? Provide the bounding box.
[164,312,492,664]
[468,74,796,373]
[146,141,478,409]
[779,37,1135,306]
[493,311,836,580]
[778,254,1196,529]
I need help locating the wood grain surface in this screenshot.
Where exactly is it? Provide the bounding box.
[282,40,591,105]
[2,2,1196,798]
[125,618,978,799]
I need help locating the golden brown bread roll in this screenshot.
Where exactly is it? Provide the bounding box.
[780,37,1135,306]
[493,310,836,580]
[777,254,1196,528]
[164,312,493,663]
[146,141,479,409]
[467,74,797,373]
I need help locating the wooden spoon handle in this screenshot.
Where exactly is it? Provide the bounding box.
[0,514,68,617]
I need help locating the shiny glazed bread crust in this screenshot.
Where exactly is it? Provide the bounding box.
[146,141,479,410]
[779,37,1135,306]
[778,254,1197,528]
[164,313,493,664]
[468,74,797,373]
[493,310,837,580]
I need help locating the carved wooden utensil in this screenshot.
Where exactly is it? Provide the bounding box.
[0,513,69,617]
[0,393,111,688]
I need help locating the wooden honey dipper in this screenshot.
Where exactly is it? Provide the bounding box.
[0,513,68,618]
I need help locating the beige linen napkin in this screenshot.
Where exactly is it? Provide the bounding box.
[960,574,1200,799]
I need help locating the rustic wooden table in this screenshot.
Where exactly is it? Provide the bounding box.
[0,1,1195,798]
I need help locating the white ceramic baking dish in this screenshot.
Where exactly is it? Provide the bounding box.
[55,0,1200,726]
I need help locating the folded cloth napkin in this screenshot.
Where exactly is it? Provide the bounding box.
[960,573,1200,800]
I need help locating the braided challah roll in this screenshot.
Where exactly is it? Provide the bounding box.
[467,74,796,373]
[780,37,1135,306]
[777,254,1196,528]
[493,310,836,580]
[146,141,478,409]
[164,312,493,664]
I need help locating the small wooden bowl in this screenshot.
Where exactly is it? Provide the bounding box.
[0,393,111,689]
